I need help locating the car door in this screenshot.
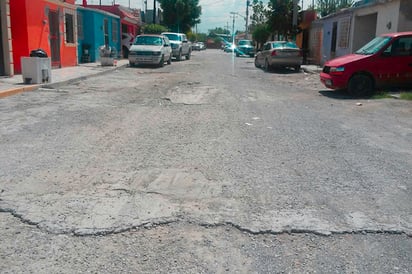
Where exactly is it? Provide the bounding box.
[163,37,172,57]
[182,34,189,54]
[258,43,270,65]
[376,36,412,86]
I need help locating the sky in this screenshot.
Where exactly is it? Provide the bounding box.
[76,0,310,34]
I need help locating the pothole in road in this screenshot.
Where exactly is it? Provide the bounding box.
[162,85,218,105]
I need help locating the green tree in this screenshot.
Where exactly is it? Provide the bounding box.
[316,0,354,17]
[250,0,268,26]
[143,24,169,34]
[208,27,230,37]
[267,0,299,40]
[195,32,208,42]
[252,24,271,49]
[158,0,202,33]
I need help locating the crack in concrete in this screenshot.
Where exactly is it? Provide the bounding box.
[199,221,411,237]
[0,207,40,227]
[1,208,411,238]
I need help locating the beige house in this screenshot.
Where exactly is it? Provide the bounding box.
[309,0,412,65]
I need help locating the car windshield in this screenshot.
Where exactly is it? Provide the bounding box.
[355,36,392,55]
[272,41,298,49]
[238,40,252,46]
[163,34,181,41]
[134,36,163,46]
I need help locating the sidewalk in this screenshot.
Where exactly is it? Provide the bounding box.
[0,59,129,98]
[301,64,323,74]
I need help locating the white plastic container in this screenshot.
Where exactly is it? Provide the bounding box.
[21,57,52,84]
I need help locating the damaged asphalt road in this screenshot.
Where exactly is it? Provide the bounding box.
[0,50,411,272]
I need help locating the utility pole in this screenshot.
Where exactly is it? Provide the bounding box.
[153,0,156,24]
[293,0,299,27]
[245,0,249,39]
[230,12,237,44]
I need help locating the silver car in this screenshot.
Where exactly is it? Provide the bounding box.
[128,35,172,67]
[254,41,302,71]
[161,32,192,61]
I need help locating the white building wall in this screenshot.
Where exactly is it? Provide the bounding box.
[398,0,412,31]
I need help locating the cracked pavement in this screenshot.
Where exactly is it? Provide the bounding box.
[1,50,411,272]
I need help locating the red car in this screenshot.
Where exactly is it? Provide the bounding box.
[320,32,412,97]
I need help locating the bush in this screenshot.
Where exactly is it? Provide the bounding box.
[400,92,412,100]
[143,24,169,34]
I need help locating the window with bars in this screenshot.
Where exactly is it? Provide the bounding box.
[338,17,351,49]
[65,12,75,44]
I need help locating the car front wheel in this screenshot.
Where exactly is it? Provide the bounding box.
[254,57,259,68]
[264,59,271,72]
[348,74,374,97]
[159,55,164,67]
[177,50,182,61]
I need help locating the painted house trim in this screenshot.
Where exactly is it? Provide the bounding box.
[80,3,141,57]
[77,6,121,63]
[9,0,78,74]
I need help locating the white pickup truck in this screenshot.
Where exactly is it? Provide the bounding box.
[161,32,192,61]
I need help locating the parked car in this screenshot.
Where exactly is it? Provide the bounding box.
[254,41,302,71]
[161,32,192,61]
[199,42,206,50]
[192,42,206,51]
[224,43,236,53]
[122,33,135,58]
[235,40,255,57]
[320,31,412,97]
[192,42,201,51]
[128,34,172,67]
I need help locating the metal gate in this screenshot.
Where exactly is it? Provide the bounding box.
[48,10,61,68]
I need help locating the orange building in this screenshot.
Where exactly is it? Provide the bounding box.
[9,0,77,74]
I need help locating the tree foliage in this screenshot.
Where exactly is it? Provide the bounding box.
[267,0,299,40]
[157,0,202,33]
[252,24,271,49]
[208,27,230,37]
[316,0,354,17]
[250,0,268,26]
[143,24,169,34]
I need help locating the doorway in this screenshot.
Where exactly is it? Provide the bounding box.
[353,13,377,52]
[0,4,5,76]
[48,10,61,68]
[103,18,109,46]
[330,22,338,60]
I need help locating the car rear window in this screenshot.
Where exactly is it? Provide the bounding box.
[238,40,252,46]
[272,42,299,49]
[163,34,181,41]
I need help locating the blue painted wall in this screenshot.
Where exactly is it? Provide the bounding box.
[77,7,121,63]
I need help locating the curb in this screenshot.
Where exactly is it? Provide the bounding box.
[0,85,39,99]
[42,63,128,90]
[0,63,127,99]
